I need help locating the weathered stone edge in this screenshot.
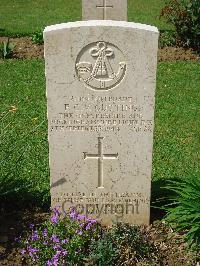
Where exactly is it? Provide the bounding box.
[44,20,159,34]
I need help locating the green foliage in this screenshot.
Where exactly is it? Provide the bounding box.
[163,175,200,248]
[0,38,15,59]
[19,208,101,265]
[19,211,160,265]
[89,232,118,266]
[160,0,200,49]
[89,223,158,265]
[128,0,171,30]
[159,30,177,48]
[32,29,44,45]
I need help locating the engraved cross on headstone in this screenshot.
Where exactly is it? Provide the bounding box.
[84,137,118,188]
[96,0,113,20]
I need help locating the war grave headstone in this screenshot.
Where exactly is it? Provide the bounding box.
[44,0,158,225]
[82,0,127,21]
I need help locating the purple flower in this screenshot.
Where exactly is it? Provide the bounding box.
[51,234,60,243]
[77,214,86,221]
[27,246,39,258]
[69,211,76,220]
[28,246,39,253]
[52,259,59,265]
[50,214,59,224]
[31,231,39,241]
[54,251,62,258]
[42,229,48,238]
[21,249,26,255]
[85,218,97,230]
[52,252,60,265]
[29,224,34,229]
[46,256,60,266]
[62,250,68,256]
[87,218,97,224]
[77,230,83,235]
[46,247,68,265]
[52,206,61,215]
[46,260,53,266]
[85,223,92,230]
[53,245,62,251]
[61,239,68,244]
[15,236,21,243]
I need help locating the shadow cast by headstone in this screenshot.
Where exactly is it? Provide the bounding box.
[150,178,179,223]
[50,178,67,189]
[0,207,49,262]
[0,188,51,214]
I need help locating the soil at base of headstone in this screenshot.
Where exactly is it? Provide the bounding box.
[0,208,199,266]
[0,37,200,61]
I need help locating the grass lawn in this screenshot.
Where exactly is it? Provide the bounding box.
[0,60,48,206]
[0,0,169,36]
[154,62,200,181]
[128,0,170,30]
[0,59,199,207]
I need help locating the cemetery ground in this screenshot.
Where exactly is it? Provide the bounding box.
[0,0,200,265]
[1,60,199,265]
[0,0,168,36]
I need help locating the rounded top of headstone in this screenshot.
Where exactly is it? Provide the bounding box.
[44,20,159,34]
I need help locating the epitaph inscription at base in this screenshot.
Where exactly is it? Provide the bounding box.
[44,21,159,225]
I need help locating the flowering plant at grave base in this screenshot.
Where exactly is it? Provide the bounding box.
[18,206,102,266]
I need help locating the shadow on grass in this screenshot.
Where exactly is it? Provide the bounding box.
[150,178,180,223]
[0,28,6,37]
[0,188,50,215]
[0,177,180,225]
[0,207,49,263]
[0,191,49,263]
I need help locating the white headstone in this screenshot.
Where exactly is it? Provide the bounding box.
[82,0,127,21]
[44,20,159,226]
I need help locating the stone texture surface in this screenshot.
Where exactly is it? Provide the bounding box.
[44,20,159,226]
[82,0,127,21]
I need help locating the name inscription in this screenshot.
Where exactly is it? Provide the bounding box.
[50,95,153,133]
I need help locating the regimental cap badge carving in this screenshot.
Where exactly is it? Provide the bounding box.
[76,41,126,91]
